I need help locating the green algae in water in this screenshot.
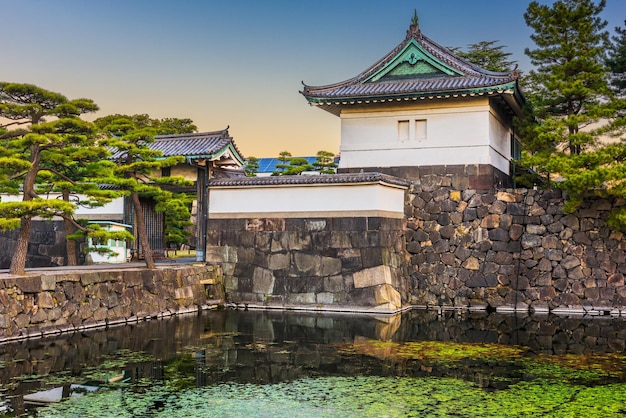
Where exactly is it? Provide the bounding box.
[32,339,626,417]
[36,375,626,418]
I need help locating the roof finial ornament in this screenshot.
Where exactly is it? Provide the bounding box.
[510,63,520,79]
[411,9,419,27]
[407,9,421,39]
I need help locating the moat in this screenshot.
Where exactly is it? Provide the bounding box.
[1,309,625,417]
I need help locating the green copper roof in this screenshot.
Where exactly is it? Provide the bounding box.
[365,39,462,82]
[301,14,525,117]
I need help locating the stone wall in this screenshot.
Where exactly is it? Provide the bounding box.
[406,182,626,312]
[0,221,77,269]
[0,265,223,341]
[206,217,409,312]
[339,164,512,190]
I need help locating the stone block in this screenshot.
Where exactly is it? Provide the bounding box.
[489,228,510,242]
[16,276,43,293]
[252,267,275,294]
[268,253,290,271]
[361,247,384,268]
[174,286,194,300]
[480,214,500,229]
[316,292,334,304]
[39,275,57,291]
[353,265,392,289]
[462,257,480,271]
[496,191,517,203]
[323,275,344,293]
[526,224,546,235]
[37,292,55,309]
[287,293,316,304]
[521,234,541,249]
[205,246,227,263]
[320,257,342,276]
[294,253,321,275]
[374,284,401,309]
[329,231,352,249]
[507,202,527,216]
[608,273,624,287]
[562,255,581,270]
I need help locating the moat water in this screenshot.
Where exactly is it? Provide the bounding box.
[1,309,625,417]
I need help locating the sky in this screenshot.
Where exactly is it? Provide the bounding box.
[1,0,624,158]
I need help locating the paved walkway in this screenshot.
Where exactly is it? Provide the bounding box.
[0,258,197,276]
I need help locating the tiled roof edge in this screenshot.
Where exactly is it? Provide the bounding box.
[208,172,410,188]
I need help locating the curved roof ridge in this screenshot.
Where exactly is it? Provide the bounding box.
[208,172,410,188]
[155,127,230,141]
[302,19,519,95]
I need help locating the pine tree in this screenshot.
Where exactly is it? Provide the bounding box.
[450,40,516,72]
[313,150,338,174]
[519,0,626,229]
[244,156,259,177]
[272,151,292,176]
[606,20,626,95]
[94,115,193,268]
[285,158,313,175]
[0,82,124,274]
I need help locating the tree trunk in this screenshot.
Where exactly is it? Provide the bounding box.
[63,189,77,266]
[9,217,31,275]
[10,144,40,275]
[131,191,155,269]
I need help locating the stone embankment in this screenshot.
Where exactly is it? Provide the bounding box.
[207,217,408,312]
[0,265,223,342]
[406,183,626,313]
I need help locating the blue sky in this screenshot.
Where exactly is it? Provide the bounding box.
[2,0,624,157]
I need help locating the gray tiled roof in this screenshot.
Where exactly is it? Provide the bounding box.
[109,128,244,165]
[208,172,409,188]
[152,129,243,159]
[301,21,523,115]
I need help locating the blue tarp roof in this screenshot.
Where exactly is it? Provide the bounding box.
[255,157,319,173]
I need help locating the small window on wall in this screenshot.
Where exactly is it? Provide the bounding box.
[415,119,427,141]
[398,120,410,141]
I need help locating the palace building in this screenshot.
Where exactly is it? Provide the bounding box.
[301,13,525,189]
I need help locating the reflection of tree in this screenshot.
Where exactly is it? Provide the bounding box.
[163,355,196,391]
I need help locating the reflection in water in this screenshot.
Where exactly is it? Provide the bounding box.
[1,310,625,416]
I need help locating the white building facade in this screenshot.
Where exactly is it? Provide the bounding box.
[302,17,525,188]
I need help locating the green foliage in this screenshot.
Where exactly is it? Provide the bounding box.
[518,0,626,230]
[156,193,193,249]
[93,114,197,135]
[450,40,516,72]
[313,150,338,174]
[284,157,313,175]
[272,151,337,176]
[94,114,195,259]
[0,82,127,273]
[272,150,292,175]
[244,156,259,177]
[606,20,626,95]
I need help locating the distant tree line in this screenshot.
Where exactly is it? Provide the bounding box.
[244,150,338,176]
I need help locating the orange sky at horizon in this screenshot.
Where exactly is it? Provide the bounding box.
[2,0,624,159]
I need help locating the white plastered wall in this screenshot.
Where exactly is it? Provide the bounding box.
[208,182,406,219]
[0,194,125,220]
[338,98,512,171]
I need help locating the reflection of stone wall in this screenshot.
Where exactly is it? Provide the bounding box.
[3,309,625,415]
[0,221,71,269]
[0,265,223,341]
[206,217,408,312]
[406,184,626,311]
